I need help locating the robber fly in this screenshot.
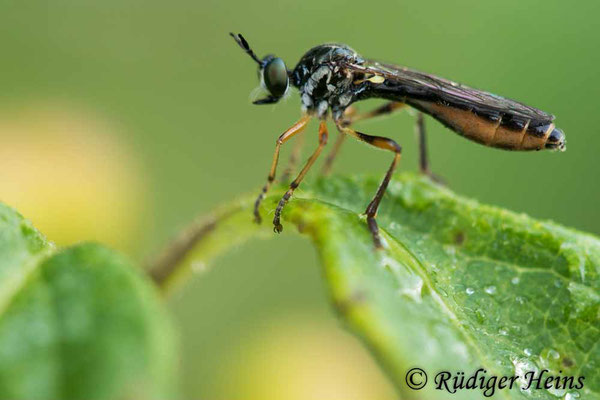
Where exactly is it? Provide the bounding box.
[230,33,566,249]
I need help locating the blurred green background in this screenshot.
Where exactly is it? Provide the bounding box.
[1,0,598,398]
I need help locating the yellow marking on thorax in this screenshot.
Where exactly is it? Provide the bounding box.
[353,74,386,85]
[368,75,385,83]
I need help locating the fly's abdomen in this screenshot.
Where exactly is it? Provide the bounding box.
[409,100,565,151]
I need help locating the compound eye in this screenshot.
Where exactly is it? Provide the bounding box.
[263,58,288,98]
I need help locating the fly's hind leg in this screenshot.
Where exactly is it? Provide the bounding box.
[273,120,328,233]
[416,112,444,184]
[280,130,306,183]
[254,115,311,224]
[335,120,402,249]
[321,132,346,176]
[350,101,405,124]
[322,102,405,175]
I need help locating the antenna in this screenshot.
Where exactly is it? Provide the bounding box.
[230,33,262,66]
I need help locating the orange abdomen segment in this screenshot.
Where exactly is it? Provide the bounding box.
[410,100,554,151]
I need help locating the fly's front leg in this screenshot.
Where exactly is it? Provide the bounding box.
[273,120,328,233]
[322,102,404,175]
[254,115,311,224]
[336,120,402,249]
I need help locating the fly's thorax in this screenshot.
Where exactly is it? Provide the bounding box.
[298,64,355,117]
[292,44,363,118]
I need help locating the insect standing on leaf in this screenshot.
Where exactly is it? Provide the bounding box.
[230,33,566,249]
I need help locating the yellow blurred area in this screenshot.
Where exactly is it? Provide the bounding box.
[214,314,397,400]
[0,101,146,251]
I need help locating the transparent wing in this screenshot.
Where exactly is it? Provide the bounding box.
[345,60,554,124]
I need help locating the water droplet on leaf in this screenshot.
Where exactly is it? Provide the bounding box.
[515,296,527,305]
[484,286,497,295]
[548,349,560,360]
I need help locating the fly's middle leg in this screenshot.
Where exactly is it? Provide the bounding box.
[335,120,402,249]
[273,120,328,233]
[321,106,355,175]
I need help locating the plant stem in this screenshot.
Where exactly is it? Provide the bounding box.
[147,214,220,290]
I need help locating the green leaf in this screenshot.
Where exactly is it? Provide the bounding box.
[0,204,178,400]
[154,173,600,400]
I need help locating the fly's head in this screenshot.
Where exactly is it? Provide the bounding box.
[230,33,289,105]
